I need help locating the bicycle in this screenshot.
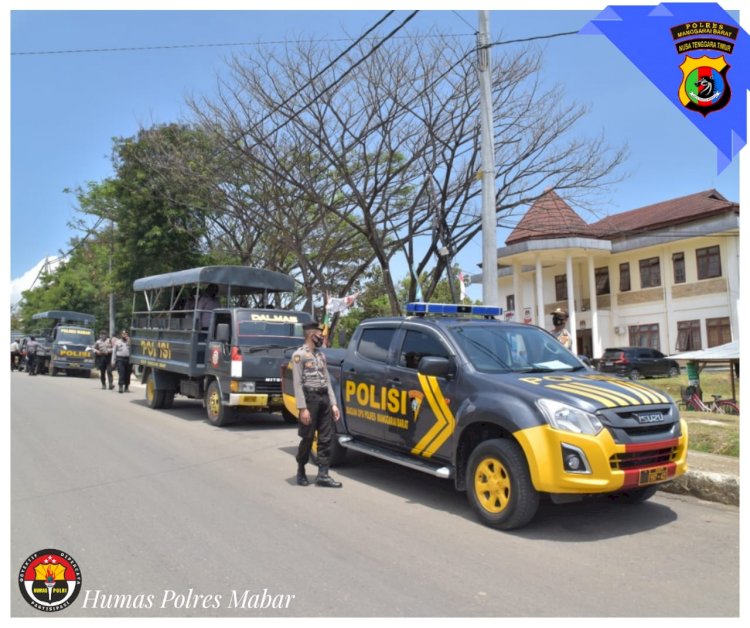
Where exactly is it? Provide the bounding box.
[686,392,739,415]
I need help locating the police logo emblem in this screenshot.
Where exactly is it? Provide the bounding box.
[678,55,731,116]
[18,549,82,612]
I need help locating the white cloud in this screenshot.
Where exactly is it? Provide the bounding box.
[10,257,64,310]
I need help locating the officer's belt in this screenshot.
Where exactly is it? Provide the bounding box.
[303,387,328,395]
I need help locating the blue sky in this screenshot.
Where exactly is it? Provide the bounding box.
[5,1,746,303]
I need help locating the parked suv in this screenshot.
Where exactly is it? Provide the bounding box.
[598,347,680,380]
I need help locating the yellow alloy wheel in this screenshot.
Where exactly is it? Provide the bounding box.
[146,376,155,401]
[474,457,511,514]
[207,388,221,418]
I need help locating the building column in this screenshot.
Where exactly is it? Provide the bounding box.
[566,254,577,353]
[512,262,521,322]
[535,255,544,327]
[587,255,600,359]
[663,245,675,353]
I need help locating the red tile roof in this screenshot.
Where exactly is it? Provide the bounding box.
[505,190,590,245]
[589,189,738,238]
[504,189,738,245]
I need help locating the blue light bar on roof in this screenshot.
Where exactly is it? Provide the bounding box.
[405,302,502,317]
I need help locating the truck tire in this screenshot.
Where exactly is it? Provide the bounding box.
[309,432,347,467]
[466,438,540,530]
[146,371,167,409]
[205,380,236,427]
[50,366,58,377]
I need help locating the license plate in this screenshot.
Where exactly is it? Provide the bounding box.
[639,466,669,485]
[239,394,267,406]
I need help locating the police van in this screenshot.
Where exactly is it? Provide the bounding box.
[130,266,313,426]
[283,303,689,530]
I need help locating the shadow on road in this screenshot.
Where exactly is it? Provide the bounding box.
[127,395,296,431]
[275,445,680,541]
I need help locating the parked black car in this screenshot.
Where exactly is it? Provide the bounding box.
[597,347,681,380]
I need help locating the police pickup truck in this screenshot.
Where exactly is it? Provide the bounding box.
[130,266,313,426]
[283,303,688,530]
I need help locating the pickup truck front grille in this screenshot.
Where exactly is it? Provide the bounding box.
[253,381,282,394]
[609,445,678,470]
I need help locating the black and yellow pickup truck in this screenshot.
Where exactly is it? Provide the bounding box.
[283,303,688,530]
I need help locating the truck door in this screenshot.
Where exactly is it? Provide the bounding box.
[340,325,399,442]
[385,326,456,463]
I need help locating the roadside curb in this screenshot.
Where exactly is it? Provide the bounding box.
[660,470,739,506]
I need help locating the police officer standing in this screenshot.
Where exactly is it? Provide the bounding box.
[94,330,114,390]
[111,329,131,393]
[291,321,342,488]
[550,308,572,349]
[25,336,40,375]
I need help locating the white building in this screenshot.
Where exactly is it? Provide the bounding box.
[474,189,739,359]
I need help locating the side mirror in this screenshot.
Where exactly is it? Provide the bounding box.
[418,356,453,378]
[216,323,230,343]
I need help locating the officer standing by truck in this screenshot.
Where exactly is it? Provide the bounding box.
[94,330,114,390]
[111,330,131,393]
[291,321,342,488]
[25,336,40,375]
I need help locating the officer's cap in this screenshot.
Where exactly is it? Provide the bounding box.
[552,308,569,318]
[302,320,324,332]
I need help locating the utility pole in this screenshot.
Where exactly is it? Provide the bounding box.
[478,10,499,307]
[108,218,115,336]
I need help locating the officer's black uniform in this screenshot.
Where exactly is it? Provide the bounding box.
[291,321,342,488]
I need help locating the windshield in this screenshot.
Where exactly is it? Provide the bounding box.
[234,310,309,347]
[55,327,95,345]
[450,323,582,373]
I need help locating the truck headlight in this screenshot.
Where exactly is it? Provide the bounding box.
[537,399,603,435]
[238,381,256,393]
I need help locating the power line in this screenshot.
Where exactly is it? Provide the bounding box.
[11,32,473,57]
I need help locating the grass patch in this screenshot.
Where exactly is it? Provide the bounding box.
[620,368,740,458]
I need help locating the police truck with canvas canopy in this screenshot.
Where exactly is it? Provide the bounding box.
[130,266,313,426]
[282,302,689,530]
[30,310,96,377]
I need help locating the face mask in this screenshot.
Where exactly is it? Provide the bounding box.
[553,316,564,326]
[312,335,324,348]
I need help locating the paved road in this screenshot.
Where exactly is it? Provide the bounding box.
[10,372,739,617]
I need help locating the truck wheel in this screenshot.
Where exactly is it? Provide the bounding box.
[607,485,659,504]
[146,371,166,409]
[205,380,236,427]
[466,438,540,530]
[281,407,298,425]
[50,366,58,377]
[309,432,347,467]
[162,391,175,409]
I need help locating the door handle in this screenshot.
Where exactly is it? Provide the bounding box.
[386,378,401,386]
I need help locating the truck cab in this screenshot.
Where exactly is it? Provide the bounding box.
[130,266,311,426]
[30,311,96,377]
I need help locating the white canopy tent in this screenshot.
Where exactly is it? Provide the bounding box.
[672,341,739,402]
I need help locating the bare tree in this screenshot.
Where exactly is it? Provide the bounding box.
[187,29,626,312]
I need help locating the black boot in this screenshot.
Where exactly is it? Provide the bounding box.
[315,467,342,488]
[296,467,309,486]
[118,385,123,393]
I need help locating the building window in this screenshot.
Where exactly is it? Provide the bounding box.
[639,257,661,288]
[595,267,610,295]
[676,320,701,351]
[619,262,630,292]
[555,275,567,301]
[696,245,722,279]
[628,323,660,350]
[672,252,686,284]
[506,294,515,312]
[706,317,731,347]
